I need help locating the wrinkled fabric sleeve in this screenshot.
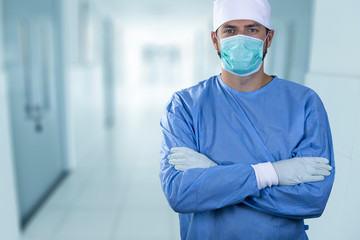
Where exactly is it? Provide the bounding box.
[243,92,335,219]
[159,93,260,213]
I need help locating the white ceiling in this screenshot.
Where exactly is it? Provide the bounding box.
[95,0,213,18]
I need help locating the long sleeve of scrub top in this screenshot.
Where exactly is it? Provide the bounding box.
[160,76,334,217]
[242,92,335,219]
[159,93,261,213]
[160,76,334,239]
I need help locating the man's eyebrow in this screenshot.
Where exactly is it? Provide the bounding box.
[222,24,237,29]
[221,23,261,30]
[244,23,261,28]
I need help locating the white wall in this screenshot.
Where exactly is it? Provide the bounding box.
[0,72,20,240]
[62,0,106,169]
[0,0,20,238]
[265,0,312,84]
[304,0,360,239]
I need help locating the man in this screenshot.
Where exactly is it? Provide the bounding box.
[159,0,335,239]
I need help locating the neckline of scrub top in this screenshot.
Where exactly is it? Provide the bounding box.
[217,74,279,96]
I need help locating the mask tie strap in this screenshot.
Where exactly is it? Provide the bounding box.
[263,31,271,60]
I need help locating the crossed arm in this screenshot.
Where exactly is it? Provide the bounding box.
[159,94,335,219]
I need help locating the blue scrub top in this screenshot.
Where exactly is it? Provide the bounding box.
[159,75,335,240]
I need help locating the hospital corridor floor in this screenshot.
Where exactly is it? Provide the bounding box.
[18,90,180,240]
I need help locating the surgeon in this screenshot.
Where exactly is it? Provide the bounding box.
[159,0,335,239]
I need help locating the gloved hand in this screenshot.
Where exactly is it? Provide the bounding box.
[272,157,332,186]
[168,147,218,171]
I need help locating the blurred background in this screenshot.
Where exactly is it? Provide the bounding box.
[0,0,359,239]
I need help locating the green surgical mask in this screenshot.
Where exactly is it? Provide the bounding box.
[220,34,268,77]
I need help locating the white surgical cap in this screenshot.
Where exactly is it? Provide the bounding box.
[213,0,272,32]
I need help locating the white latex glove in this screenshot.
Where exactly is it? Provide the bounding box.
[272,157,332,186]
[168,147,218,171]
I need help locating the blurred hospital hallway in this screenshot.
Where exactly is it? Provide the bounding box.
[16,85,181,240]
[1,0,360,239]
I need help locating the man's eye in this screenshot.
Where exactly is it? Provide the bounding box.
[224,29,234,34]
[248,28,259,33]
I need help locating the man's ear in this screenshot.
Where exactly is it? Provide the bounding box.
[266,30,275,48]
[211,31,219,51]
